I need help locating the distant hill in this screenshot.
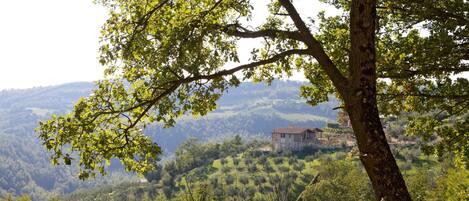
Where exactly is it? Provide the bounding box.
[148,81,339,153]
[0,81,338,200]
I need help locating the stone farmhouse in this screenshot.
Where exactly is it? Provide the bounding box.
[272,126,323,151]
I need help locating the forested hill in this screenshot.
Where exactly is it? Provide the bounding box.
[149,81,339,153]
[0,81,338,200]
[0,82,99,200]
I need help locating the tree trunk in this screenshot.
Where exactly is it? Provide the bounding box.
[345,98,411,200]
[346,0,412,200]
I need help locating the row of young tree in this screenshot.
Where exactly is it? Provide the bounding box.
[58,138,467,201]
[163,148,467,201]
[144,136,261,187]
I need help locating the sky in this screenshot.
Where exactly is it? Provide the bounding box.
[0,0,107,90]
[0,0,343,90]
[0,1,467,90]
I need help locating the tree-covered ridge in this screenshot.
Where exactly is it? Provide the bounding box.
[0,81,337,200]
[0,83,103,200]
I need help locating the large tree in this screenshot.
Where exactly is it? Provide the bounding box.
[38,0,468,200]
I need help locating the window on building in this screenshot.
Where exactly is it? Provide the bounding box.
[281,133,285,138]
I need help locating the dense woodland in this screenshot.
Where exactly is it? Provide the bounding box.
[0,83,133,200]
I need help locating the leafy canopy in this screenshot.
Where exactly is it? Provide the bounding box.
[38,0,468,179]
[314,0,469,168]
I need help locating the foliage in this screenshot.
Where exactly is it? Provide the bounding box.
[36,79,338,179]
[35,0,468,199]
[0,194,32,201]
[407,112,469,168]
[0,83,138,200]
[301,158,374,200]
[317,0,469,168]
[425,167,469,201]
[62,141,468,201]
[375,0,469,168]
[0,81,336,199]
[144,135,261,184]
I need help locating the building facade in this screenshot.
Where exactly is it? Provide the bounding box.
[272,127,322,151]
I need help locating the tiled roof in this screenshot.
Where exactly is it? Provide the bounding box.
[273,127,322,134]
[312,128,323,132]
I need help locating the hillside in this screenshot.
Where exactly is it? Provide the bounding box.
[0,81,338,200]
[0,83,133,200]
[63,138,468,201]
[148,81,339,153]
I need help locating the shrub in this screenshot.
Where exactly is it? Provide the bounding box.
[278,165,290,173]
[282,150,293,157]
[286,172,298,181]
[253,175,264,185]
[260,184,273,193]
[233,158,240,166]
[214,188,224,199]
[226,186,239,197]
[335,152,347,160]
[221,166,231,174]
[239,175,249,185]
[314,150,323,158]
[209,177,218,186]
[305,155,315,162]
[247,164,258,172]
[292,163,303,172]
[269,174,281,184]
[264,163,274,172]
[236,166,245,172]
[273,157,284,165]
[161,173,174,186]
[257,156,267,165]
[244,157,253,166]
[245,185,257,197]
[288,156,297,164]
[225,175,235,185]
[220,158,227,165]
[301,173,314,183]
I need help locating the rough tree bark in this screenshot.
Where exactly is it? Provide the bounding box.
[343,0,412,200]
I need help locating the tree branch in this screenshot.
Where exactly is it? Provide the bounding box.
[378,66,469,78]
[278,0,348,92]
[182,49,310,82]
[220,24,304,41]
[124,0,169,56]
[377,93,469,100]
[120,49,310,133]
[123,83,179,135]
